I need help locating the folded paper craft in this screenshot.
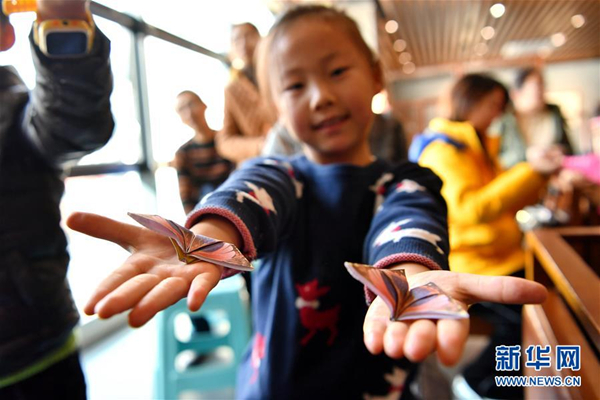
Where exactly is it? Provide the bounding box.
[128,212,253,271]
[344,262,468,321]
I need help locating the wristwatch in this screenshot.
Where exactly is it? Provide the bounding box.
[33,16,95,57]
[2,0,95,57]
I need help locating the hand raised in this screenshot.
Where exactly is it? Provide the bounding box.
[36,0,89,21]
[363,270,547,365]
[66,212,223,327]
[526,145,564,175]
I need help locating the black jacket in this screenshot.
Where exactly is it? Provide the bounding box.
[0,28,114,378]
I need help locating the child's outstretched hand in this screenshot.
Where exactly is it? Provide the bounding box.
[66,212,225,327]
[362,269,547,366]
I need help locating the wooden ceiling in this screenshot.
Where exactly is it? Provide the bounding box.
[376,0,600,80]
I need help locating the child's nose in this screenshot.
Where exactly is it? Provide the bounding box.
[310,81,335,111]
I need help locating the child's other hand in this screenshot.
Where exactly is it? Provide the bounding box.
[362,271,547,365]
[526,144,564,175]
[66,212,223,327]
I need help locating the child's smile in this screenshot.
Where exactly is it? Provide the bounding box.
[311,113,350,135]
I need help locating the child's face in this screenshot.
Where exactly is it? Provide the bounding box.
[175,94,207,132]
[270,18,382,165]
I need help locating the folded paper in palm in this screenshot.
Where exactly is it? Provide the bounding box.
[128,212,253,271]
[345,262,467,321]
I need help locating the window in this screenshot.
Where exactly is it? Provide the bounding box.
[144,37,229,164]
[78,17,142,166]
[4,0,273,343]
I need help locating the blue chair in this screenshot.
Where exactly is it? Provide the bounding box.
[154,275,251,399]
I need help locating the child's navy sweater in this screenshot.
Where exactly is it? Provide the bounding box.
[188,155,449,399]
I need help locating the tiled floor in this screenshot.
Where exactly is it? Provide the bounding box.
[82,319,159,400]
[81,317,237,400]
[416,335,489,400]
[82,317,488,400]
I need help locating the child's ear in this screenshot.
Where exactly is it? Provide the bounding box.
[371,60,384,94]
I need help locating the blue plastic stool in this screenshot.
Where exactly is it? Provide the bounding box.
[154,275,251,399]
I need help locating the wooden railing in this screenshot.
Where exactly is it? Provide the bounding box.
[523,226,600,400]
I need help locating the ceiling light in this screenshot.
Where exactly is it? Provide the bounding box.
[393,39,407,52]
[490,3,505,18]
[398,52,412,64]
[501,38,553,58]
[481,26,495,40]
[385,20,399,34]
[551,33,566,47]
[402,62,416,74]
[571,14,585,29]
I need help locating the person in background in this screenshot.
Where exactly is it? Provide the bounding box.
[216,22,276,165]
[174,90,233,214]
[409,73,562,400]
[174,90,237,346]
[67,8,546,400]
[0,1,113,398]
[492,66,572,169]
[370,110,408,164]
[555,104,600,215]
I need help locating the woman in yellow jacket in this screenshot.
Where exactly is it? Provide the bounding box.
[409,74,562,399]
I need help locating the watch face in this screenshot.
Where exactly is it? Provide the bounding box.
[46,31,88,56]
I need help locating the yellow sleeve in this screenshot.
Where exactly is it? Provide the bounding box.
[419,142,546,225]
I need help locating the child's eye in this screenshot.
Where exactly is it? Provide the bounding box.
[331,67,349,77]
[284,82,304,92]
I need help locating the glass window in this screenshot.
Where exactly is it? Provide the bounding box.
[78,17,143,166]
[144,37,229,163]
[1,12,37,88]
[136,0,274,54]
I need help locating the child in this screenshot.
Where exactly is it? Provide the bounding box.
[174,90,233,214]
[67,6,546,399]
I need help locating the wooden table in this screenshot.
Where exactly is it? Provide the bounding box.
[523,226,600,400]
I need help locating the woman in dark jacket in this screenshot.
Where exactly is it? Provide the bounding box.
[493,67,572,169]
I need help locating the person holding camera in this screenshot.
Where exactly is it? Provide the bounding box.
[0,1,113,398]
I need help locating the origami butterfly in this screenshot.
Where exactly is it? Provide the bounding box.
[344,262,468,321]
[128,212,253,271]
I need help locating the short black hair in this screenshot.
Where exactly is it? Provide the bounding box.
[231,22,259,35]
[177,90,202,101]
[514,67,540,89]
[449,73,509,122]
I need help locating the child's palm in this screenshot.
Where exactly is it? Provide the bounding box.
[66,212,223,327]
[363,271,547,366]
